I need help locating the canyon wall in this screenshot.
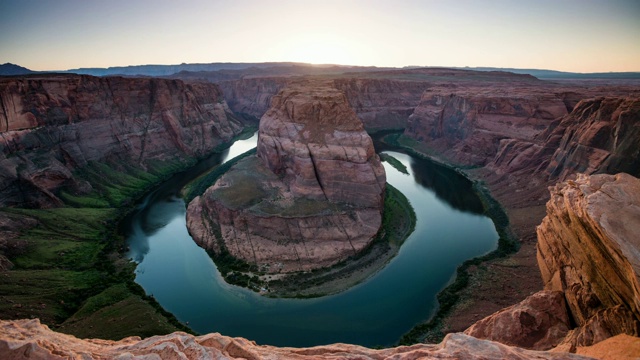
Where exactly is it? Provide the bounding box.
[0,75,244,207]
[537,173,640,348]
[187,82,386,273]
[217,76,429,130]
[404,86,569,166]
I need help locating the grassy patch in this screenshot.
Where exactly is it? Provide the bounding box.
[57,294,180,340]
[380,153,409,175]
[0,141,248,339]
[182,148,257,203]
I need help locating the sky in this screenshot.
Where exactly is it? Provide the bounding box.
[1,0,639,73]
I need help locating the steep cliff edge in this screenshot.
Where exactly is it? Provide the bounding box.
[398,83,639,341]
[544,97,640,180]
[0,318,592,360]
[187,82,386,273]
[217,76,430,130]
[0,75,244,208]
[405,86,569,166]
[536,173,640,348]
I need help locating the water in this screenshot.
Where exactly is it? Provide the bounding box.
[125,133,498,347]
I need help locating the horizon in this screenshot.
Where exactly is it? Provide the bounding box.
[5,61,640,76]
[1,0,639,73]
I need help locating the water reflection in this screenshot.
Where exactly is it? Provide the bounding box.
[126,132,258,264]
[124,132,498,347]
[409,159,485,215]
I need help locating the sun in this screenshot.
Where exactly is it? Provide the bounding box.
[283,35,356,65]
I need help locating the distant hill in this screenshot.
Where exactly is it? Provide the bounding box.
[0,63,35,76]
[64,62,374,77]
[6,61,638,80]
[452,67,640,79]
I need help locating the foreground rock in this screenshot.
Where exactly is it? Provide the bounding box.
[464,290,571,350]
[187,82,385,273]
[536,173,640,349]
[0,74,243,207]
[0,319,591,360]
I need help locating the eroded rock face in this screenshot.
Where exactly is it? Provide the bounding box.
[0,75,243,207]
[544,97,640,180]
[257,83,386,207]
[332,78,430,131]
[0,319,591,360]
[219,76,430,130]
[464,290,571,351]
[536,173,640,347]
[405,86,569,166]
[187,82,385,273]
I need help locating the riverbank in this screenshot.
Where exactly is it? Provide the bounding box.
[379,133,541,344]
[0,128,257,340]
[265,183,416,298]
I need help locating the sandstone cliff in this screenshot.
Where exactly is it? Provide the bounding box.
[0,318,592,360]
[536,173,640,348]
[0,75,243,207]
[405,86,569,166]
[543,97,640,180]
[187,82,386,273]
[218,76,430,130]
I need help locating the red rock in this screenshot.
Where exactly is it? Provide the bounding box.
[465,290,571,350]
[0,318,591,360]
[544,97,640,181]
[536,173,640,347]
[0,75,243,207]
[187,82,386,273]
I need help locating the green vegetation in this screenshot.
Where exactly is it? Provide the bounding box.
[182,148,256,203]
[256,184,416,298]
[380,153,409,175]
[0,130,257,340]
[381,132,520,345]
[0,177,190,339]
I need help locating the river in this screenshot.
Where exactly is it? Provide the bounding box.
[125,133,498,347]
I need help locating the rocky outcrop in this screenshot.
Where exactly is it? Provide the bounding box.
[0,75,243,207]
[217,77,289,121]
[405,85,569,167]
[536,173,640,348]
[464,290,571,350]
[187,82,385,273]
[218,76,429,130]
[543,97,640,180]
[0,318,591,360]
[332,78,429,131]
[257,83,386,207]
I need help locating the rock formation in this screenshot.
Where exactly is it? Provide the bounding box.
[0,75,243,207]
[464,290,571,351]
[536,173,640,348]
[217,75,430,130]
[543,97,640,180]
[405,85,569,166]
[187,82,386,273]
[0,318,591,360]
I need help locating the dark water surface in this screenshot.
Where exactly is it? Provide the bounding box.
[125,134,498,347]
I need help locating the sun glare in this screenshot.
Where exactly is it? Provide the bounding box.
[284,35,356,65]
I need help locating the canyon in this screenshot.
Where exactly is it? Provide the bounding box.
[0,68,639,359]
[0,75,243,208]
[186,82,386,273]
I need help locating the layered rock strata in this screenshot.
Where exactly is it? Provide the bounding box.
[0,318,591,360]
[536,173,640,348]
[0,75,243,207]
[218,76,430,130]
[187,83,386,273]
